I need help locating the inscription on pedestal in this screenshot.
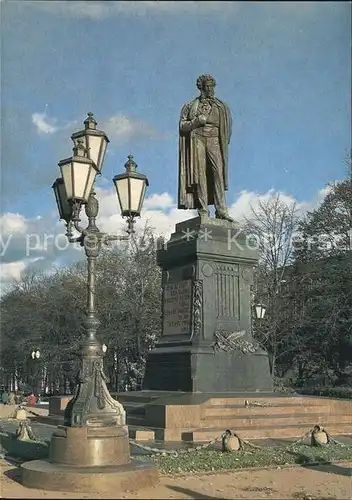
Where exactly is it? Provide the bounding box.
[163,280,192,335]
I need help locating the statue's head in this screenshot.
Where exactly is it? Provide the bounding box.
[196,74,216,98]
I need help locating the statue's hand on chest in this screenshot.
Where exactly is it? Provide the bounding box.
[198,99,212,117]
[196,99,212,126]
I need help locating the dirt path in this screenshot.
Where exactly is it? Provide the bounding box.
[1,460,351,499]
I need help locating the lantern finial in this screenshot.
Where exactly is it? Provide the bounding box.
[84,112,97,130]
[125,154,137,172]
[73,138,87,157]
[73,139,87,156]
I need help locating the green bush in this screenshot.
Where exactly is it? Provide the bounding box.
[0,433,49,460]
[273,377,298,395]
[298,386,352,399]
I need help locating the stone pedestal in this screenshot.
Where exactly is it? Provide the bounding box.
[143,216,272,393]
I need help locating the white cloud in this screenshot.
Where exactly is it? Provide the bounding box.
[0,257,47,296]
[92,187,193,238]
[22,1,109,20]
[227,186,335,224]
[30,111,158,145]
[32,112,58,135]
[0,213,28,234]
[143,193,174,210]
[141,208,194,238]
[95,187,317,241]
[298,185,333,214]
[22,0,321,21]
[30,109,156,155]
[229,189,299,222]
[49,185,334,243]
[23,1,241,20]
[109,1,240,16]
[0,184,335,294]
[32,112,77,136]
[0,211,81,291]
[0,257,44,281]
[1,260,27,282]
[102,115,159,145]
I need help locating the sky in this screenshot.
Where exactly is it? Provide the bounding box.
[0,0,351,291]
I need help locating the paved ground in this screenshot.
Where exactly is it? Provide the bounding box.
[1,458,351,499]
[1,419,352,499]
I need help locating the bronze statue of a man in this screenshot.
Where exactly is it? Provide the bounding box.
[178,74,233,221]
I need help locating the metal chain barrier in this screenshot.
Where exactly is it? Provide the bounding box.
[25,408,43,418]
[244,400,273,408]
[0,411,348,457]
[128,424,349,456]
[1,405,44,420]
[326,433,348,447]
[129,431,227,455]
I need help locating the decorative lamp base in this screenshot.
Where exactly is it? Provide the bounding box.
[21,425,159,493]
[21,342,159,494]
[21,459,158,494]
[64,340,126,428]
[49,425,130,467]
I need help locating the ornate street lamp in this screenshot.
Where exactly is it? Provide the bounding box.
[113,155,149,234]
[29,349,41,395]
[52,178,72,222]
[58,139,98,204]
[71,111,109,173]
[255,303,267,320]
[52,112,149,429]
[21,116,164,492]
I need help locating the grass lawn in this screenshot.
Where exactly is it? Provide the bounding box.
[0,433,49,461]
[148,443,352,475]
[2,428,351,477]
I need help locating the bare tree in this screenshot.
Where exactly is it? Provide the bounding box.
[244,194,299,376]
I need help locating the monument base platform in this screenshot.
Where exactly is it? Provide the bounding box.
[114,391,352,442]
[143,343,273,392]
[21,459,158,494]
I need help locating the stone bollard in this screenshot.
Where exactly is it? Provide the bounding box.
[15,408,27,421]
[14,421,31,441]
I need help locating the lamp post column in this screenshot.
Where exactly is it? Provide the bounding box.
[82,192,101,345]
[64,191,126,428]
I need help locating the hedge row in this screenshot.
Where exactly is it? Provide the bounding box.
[298,386,352,399]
